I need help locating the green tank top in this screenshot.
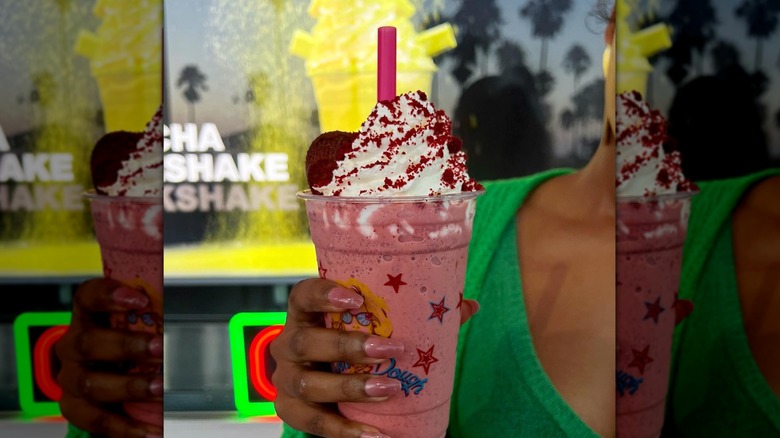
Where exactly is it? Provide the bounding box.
[66,423,89,438]
[449,169,597,437]
[664,168,780,436]
[281,168,596,437]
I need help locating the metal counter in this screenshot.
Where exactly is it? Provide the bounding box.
[164,412,283,437]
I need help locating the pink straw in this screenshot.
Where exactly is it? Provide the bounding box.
[377,26,397,102]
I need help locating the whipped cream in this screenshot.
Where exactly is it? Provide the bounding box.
[314,91,481,196]
[616,91,694,197]
[98,107,163,197]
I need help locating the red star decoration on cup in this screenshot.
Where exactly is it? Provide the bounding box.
[413,345,439,375]
[456,291,463,309]
[317,261,327,279]
[628,345,654,375]
[643,296,665,324]
[428,297,450,323]
[384,273,407,293]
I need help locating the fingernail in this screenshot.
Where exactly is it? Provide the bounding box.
[360,432,391,438]
[364,377,401,397]
[364,337,404,358]
[149,377,163,397]
[148,336,163,357]
[113,287,149,309]
[328,287,364,309]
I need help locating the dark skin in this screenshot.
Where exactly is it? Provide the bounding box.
[732,175,780,397]
[270,279,479,438]
[56,278,163,438]
[513,15,616,437]
[516,147,616,438]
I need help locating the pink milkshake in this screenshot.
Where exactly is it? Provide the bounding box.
[301,90,482,438]
[615,91,696,437]
[86,107,164,428]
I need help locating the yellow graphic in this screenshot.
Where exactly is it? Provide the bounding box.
[110,278,162,374]
[616,0,671,95]
[330,277,394,338]
[329,277,394,374]
[111,277,162,336]
[290,0,457,132]
[75,0,162,132]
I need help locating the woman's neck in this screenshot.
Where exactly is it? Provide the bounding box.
[570,130,616,219]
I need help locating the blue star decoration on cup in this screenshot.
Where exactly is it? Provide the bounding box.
[643,296,665,324]
[428,297,450,323]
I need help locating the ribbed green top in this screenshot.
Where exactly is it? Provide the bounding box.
[66,423,90,438]
[665,168,780,436]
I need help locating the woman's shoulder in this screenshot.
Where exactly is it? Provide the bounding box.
[479,168,574,192]
[691,168,780,212]
[475,168,574,214]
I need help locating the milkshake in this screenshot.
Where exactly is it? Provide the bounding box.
[300,90,482,438]
[615,91,696,437]
[86,107,163,427]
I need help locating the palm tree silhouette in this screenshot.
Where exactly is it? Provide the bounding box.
[177,65,208,123]
[562,44,591,92]
[570,77,604,156]
[559,107,575,149]
[535,70,555,98]
[776,52,780,131]
[665,0,718,77]
[710,40,742,73]
[520,0,573,71]
[735,0,780,71]
[450,0,503,78]
[496,40,526,74]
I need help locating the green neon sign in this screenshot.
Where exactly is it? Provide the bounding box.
[228,312,287,417]
[13,312,72,418]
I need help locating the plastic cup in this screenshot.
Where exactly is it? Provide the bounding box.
[85,192,163,428]
[616,191,696,437]
[300,190,482,438]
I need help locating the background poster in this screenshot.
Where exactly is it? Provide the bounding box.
[0,0,162,276]
[633,0,780,179]
[163,0,609,275]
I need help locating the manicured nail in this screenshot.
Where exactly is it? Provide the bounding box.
[328,287,364,309]
[113,287,149,309]
[364,337,404,358]
[148,336,163,357]
[364,377,401,397]
[149,377,163,397]
[360,432,391,438]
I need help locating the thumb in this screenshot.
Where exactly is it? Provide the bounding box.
[459,299,480,325]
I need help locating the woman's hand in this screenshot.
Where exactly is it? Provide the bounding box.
[270,278,479,438]
[55,278,163,438]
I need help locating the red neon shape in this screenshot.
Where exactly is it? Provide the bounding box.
[34,325,68,401]
[249,325,283,401]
